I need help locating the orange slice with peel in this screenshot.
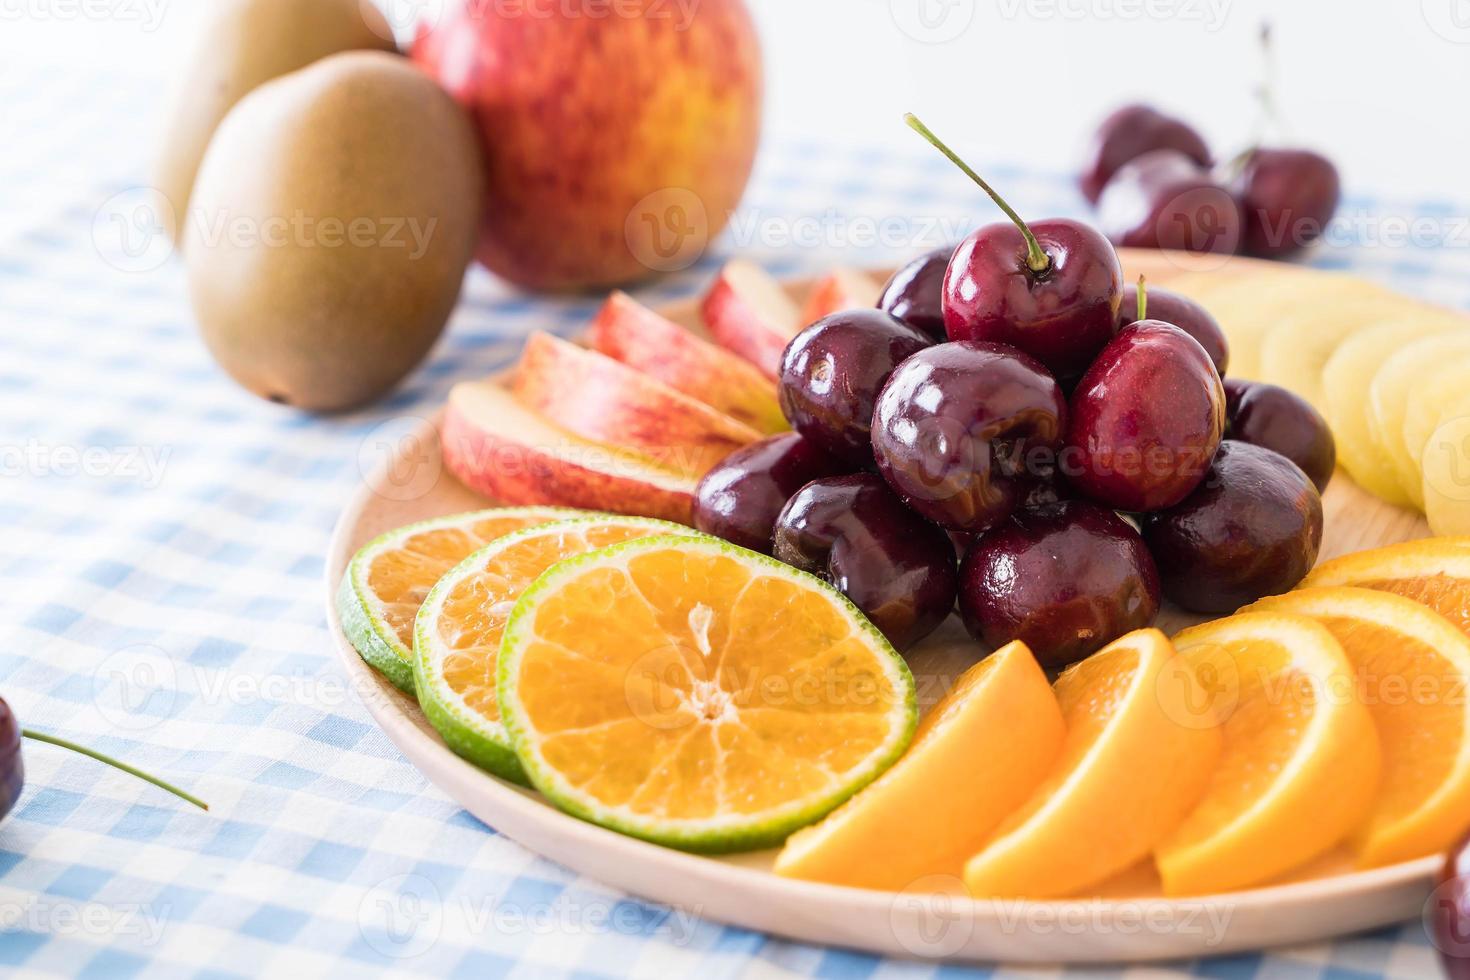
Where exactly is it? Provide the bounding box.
[1301,539,1470,639]
[773,640,1064,890]
[337,506,575,692]
[497,534,917,852]
[1247,586,1470,866]
[1163,612,1381,894]
[413,515,692,782]
[961,629,1222,898]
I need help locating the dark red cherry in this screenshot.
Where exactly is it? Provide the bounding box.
[872,341,1067,534]
[878,247,953,340]
[1141,441,1323,613]
[777,309,932,467]
[772,474,958,650]
[1224,378,1335,492]
[1098,148,1243,255]
[958,500,1161,669]
[905,113,1123,379]
[1230,148,1340,259]
[1064,320,1226,512]
[1117,283,1229,377]
[693,434,851,554]
[1079,104,1211,204]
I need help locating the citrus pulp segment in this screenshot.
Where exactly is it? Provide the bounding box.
[413,516,693,782]
[497,534,918,852]
[1163,612,1381,894]
[337,506,576,692]
[774,640,1064,890]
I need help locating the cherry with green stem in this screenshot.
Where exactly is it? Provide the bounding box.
[0,695,208,822]
[905,112,1123,380]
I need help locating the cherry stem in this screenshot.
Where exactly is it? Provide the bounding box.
[904,112,1050,275]
[1137,275,1148,321]
[22,729,208,811]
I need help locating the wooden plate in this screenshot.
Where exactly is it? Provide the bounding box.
[324,251,1441,964]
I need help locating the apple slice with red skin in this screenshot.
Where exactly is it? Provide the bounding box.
[588,291,786,435]
[798,268,881,326]
[512,332,760,478]
[443,380,698,524]
[701,259,802,378]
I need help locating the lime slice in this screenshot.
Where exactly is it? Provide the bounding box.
[413,516,693,783]
[336,507,575,692]
[498,534,918,852]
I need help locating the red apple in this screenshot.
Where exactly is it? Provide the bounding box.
[798,268,881,326]
[588,291,786,434]
[701,259,802,378]
[443,381,697,524]
[413,0,762,290]
[512,332,760,478]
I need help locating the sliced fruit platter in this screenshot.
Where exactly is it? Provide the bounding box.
[327,132,1470,964]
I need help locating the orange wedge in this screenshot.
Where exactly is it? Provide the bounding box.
[962,629,1222,898]
[1247,587,1470,866]
[774,641,1064,890]
[1163,613,1381,894]
[1301,539,1470,639]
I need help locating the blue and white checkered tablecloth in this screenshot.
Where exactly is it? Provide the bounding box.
[0,63,1463,979]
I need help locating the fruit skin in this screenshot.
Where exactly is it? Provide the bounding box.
[1436,830,1470,980]
[778,309,933,467]
[1098,149,1242,255]
[0,697,22,824]
[512,332,759,477]
[1142,441,1323,613]
[1117,283,1229,378]
[772,474,958,651]
[1079,104,1211,205]
[588,291,786,435]
[337,507,573,692]
[958,501,1161,668]
[1064,320,1226,512]
[185,51,483,411]
[497,533,919,853]
[413,0,761,291]
[442,381,699,524]
[701,259,802,378]
[1231,148,1341,260]
[877,247,953,340]
[693,434,850,554]
[154,0,396,244]
[1224,378,1336,493]
[872,341,1067,534]
[943,219,1123,379]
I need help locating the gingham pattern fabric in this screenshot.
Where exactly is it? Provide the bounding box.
[0,64,1461,979]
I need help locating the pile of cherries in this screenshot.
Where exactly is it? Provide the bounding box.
[1081,101,1340,260]
[695,115,1336,668]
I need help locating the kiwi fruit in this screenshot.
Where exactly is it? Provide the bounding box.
[155,0,397,244]
[184,51,484,411]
